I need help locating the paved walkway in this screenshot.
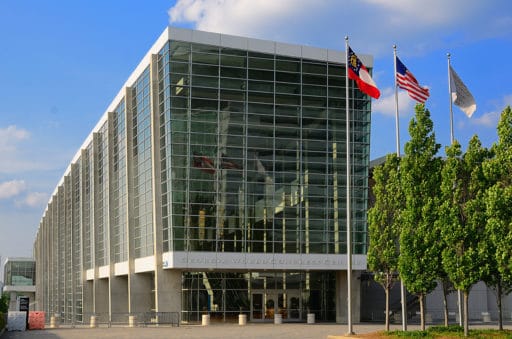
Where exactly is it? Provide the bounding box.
[2,322,511,339]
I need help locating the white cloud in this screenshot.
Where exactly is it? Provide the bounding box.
[468,93,512,128]
[0,124,69,174]
[168,0,510,56]
[0,125,35,173]
[363,0,481,27]
[0,125,30,152]
[0,180,26,199]
[169,0,302,27]
[470,111,500,128]
[169,0,309,42]
[371,87,415,117]
[502,94,512,106]
[16,192,49,208]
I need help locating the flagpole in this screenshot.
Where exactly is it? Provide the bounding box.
[393,45,408,332]
[448,52,464,327]
[447,53,454,145]
[393,45,401,157]
[345,35,354,336]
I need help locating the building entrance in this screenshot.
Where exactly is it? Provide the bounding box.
[250,290,301,322]
[181,271,336,323]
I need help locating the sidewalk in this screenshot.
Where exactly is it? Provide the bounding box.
[1,322,510,339]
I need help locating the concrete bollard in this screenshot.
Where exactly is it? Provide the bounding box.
[201,314,210,326]
[129,315,137,328]
[90,315,98,328]
[274,313,282,324]
[307,313,315,324]
[482,312,491,322]
[238,314,247,325]
[50,316,59,328]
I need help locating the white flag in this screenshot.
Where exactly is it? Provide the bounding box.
[255,156,273,184]
[450,66,476,118]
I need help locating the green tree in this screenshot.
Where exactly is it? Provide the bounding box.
[438,136,490,336]
[399,104,442,331]
[0,292,9,313]
[482,106,512,330]
[482,187,512,331]
[367,153,403,331]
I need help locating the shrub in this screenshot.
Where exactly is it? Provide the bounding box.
[0,311,5,330]
[0,293,9,313]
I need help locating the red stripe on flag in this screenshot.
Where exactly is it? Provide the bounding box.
[397,71,429,103]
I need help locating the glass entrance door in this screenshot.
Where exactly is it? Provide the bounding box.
[264,293,278,320]
[251,291,279,321]
[251,291,300,321]
[287,292,301,321]
[251,292,264,320]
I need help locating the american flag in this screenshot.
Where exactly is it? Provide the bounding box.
[396,56,429,103]
[193,153,215,174]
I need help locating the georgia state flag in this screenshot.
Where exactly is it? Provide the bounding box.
[347,46,380,99]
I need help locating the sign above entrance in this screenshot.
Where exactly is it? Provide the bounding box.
[162,251,367,270]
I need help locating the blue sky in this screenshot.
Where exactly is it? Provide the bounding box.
[1,0,511,264]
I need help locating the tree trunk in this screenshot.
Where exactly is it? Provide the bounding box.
[385,287,390,332]
[419,294,425,331]
[401,280,407,331]
[442,284,449,327]
[463,291,469,337]
[497,280,503,331]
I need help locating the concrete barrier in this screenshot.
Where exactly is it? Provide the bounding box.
[307,313,315,324]
[274,313,282,324]
[201,314,210,326]
[50,316,59,329]
[238,314,247,325]
[7,311,27,331]
[90,315,97,328]
[129,315,137,328]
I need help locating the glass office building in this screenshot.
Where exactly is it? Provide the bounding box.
[34,27,371,323]
[2,257,36,311]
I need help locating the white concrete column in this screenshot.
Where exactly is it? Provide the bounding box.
[124,86,135,315]
[91,133,100,316]
[70,163,79,323]
[57,187,65,318]
[64,175,72,322]
[130,273,153,313]
[95,278,109,318]
[107,112,115,323]
[336,270,361,323]
[80,149,94,319]
[110,276,128,319]
[124,86,152,315]
[149,53,182,314]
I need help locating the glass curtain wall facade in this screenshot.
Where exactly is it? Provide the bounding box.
[159,40,370,255]
[33,27,371,324]
[3,259,36,286]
